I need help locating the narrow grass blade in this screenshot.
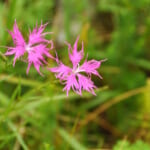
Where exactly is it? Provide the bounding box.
[58,128,87,150]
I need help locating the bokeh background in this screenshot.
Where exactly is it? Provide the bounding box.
[0,0,150,149]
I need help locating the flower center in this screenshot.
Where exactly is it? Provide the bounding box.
[25,45,31,51]
[72,64,84,74]
[72,68,78,74]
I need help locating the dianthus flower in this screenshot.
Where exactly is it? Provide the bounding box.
[5,20,54,75]
[49,36,105,96]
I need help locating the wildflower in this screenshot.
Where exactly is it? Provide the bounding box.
[5,20,53,75]
[49,36,105,96]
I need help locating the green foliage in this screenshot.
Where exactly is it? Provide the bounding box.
[58,128,87,150]
[0,0,150,149]
[113,140,150,150]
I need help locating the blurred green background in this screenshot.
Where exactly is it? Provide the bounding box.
[0,0,150,149]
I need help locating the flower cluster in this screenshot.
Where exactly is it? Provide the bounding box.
[4,20,105,96]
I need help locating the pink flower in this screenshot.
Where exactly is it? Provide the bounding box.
[49,36,105,96]
[5,20,54,75]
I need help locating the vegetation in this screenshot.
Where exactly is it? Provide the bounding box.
[0,0,150,149]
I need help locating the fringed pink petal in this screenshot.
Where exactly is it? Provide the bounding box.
[77,74,96,95]
[5,46,26,66]
[80,59,106,79]
[63,74,80,96]
[65,36,84,69]
[49,62,72,80]
[8,20,26,46]
[26,63,31,74]
[28,22,52,46]
[5,20,26,65]
[33,62,43,76]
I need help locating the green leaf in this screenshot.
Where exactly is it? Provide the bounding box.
[113,140,150,150]
[7,120,28,150]
[58,128,87,150]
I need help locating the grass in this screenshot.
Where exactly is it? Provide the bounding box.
[0,0,150,149]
